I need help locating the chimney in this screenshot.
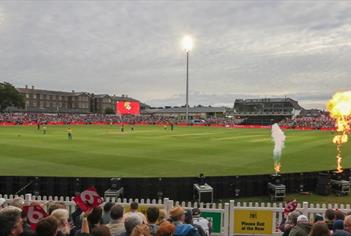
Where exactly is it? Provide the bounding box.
[31,86,34,90]
[72,90,75,93]
[25,85,28,89]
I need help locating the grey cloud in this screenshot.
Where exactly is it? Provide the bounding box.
[0,1,350,109]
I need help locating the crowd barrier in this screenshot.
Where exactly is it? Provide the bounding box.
[1,193,350,236]
[0,121,335,131]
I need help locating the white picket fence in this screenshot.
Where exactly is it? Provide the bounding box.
[1,193,351,236]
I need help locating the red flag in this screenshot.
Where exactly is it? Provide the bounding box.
[73,187,103,213]
[284,200,298,216]
[116,101,140,115]
[23,204,48,230]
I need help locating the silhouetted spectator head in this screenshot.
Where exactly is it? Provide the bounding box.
[103,202,114,213]
[325,209,336,221]
[0,206,23,236]
[92,225,111,236]
[110,205,124,221]
[36,216,58,236]
[309,222,330,236]
[146,207,159,224]
[88,207,103,226]
[124,214,142,235]
[130,202,139,211]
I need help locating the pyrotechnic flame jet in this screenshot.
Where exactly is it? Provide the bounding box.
[326,91,351,173]
[272,123,286,175]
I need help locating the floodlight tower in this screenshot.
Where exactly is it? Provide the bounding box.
[182,36,193,124]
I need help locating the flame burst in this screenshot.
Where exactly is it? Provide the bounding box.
[274,162,281,174]
[327,91,351,173]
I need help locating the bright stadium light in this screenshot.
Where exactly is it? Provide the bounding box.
[182,35,193,124]
[182,35,193,52]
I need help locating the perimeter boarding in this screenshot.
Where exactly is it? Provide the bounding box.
[2,194,350,236]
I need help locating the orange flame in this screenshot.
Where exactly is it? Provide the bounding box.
[274,162,281,174]
[327,91,351,173]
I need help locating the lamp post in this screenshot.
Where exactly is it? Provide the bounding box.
[182,36,193,124]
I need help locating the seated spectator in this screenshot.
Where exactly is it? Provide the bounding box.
[169,207,199,236]
[107,204,125,236]
[124,202,147,224]
[288,215,311,236]
[120,214,143,236]
[102,203,114,225]
[309,221,331,236]
[92,225,112,236]
[9,198,24,210]
[131,224,150,236]
[51,208,71,236]
[344,216,351,233]
[334,220,345,231]
[326,209,336,231]
[192,209,211,236]
[88,207,103,231]
[0,206,23,236]
[146,207,159,236]
[336,211,346,221]
[184,210,205,236]
[36,216,59,236]
[157,221,176,236]
[48,202,67,215]
[71,206,83,229]
[314,214,324,223]
[21,207,35,236]
[281,211,301,236]
[157,210,168,225]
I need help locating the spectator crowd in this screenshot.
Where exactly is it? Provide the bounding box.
[279,115,336,129]
[0,197,212,236]
[0,113,242,126]
[3,196,351,236]
[0,112,342,129]
[280,207,351,236]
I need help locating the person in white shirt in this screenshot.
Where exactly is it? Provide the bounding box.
[192,208,211,236]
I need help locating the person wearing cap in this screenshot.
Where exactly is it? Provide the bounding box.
[184,209,205,236]
[288,214,312,236]
[332,219,351,236]
[169,207,200,236]
[192,208,211,236]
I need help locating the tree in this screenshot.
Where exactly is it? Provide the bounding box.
[0,82,25,112]
[104,107,114,114]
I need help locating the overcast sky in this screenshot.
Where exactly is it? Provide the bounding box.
[0,1,350,109]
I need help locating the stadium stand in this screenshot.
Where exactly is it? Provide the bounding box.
[233,98,303,125]
[0,112,338,129]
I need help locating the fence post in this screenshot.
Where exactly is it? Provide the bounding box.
[167,200,174,215]
[224,202,230,236]
[229,200,234,236]
[302,202,309,216]
[24,193,32,205]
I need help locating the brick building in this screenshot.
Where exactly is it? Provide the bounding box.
[13,85,143,114]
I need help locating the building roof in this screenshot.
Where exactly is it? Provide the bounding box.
[234,97,303,110]
[17,88,89,97]
[94,94,110,98]
[143,107,226,114]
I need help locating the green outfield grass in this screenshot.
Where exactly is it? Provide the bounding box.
[0,125,349,177]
